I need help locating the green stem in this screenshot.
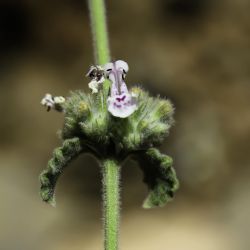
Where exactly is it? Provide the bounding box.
[88,2,119,249]
[102,159,120,250]
[88,0,111,96]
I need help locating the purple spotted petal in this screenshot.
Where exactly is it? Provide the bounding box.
[107,93,137,118]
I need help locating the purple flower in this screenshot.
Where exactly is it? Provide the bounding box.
[104,60,137,118]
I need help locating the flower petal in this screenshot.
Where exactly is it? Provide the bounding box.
[107,93,137,118]
[88,76,105,94]
[115,60,129,73]
[88,79,99,93]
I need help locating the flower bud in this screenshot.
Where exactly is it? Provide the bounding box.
[78,101,89,114]
[156,99,174,121]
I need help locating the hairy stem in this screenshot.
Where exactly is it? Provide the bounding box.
[88,0,111,96]
[102,159,120,250]
[88,1,120,249]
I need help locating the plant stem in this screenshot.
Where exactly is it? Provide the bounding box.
[88,0,111,96]
[102,159,120,250]
[88,1,120,249]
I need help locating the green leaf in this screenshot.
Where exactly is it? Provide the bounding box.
[136,148,179,208]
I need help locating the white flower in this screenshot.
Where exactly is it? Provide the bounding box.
[88,79,102,94]
[54,96,65,104]
[86,65,105,93]
[105,60,137,118]
[41,94,65,112]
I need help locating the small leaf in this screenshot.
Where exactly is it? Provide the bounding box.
[39,138,83,206]
[136,148,179,208]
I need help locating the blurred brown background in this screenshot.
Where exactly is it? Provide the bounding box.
[0,0,250,249]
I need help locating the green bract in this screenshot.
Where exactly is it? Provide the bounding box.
[39,87,179,208]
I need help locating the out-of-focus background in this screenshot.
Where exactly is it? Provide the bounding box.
[0,0,249,249]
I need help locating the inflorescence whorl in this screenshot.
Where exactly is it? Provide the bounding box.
[39,62,179,208]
